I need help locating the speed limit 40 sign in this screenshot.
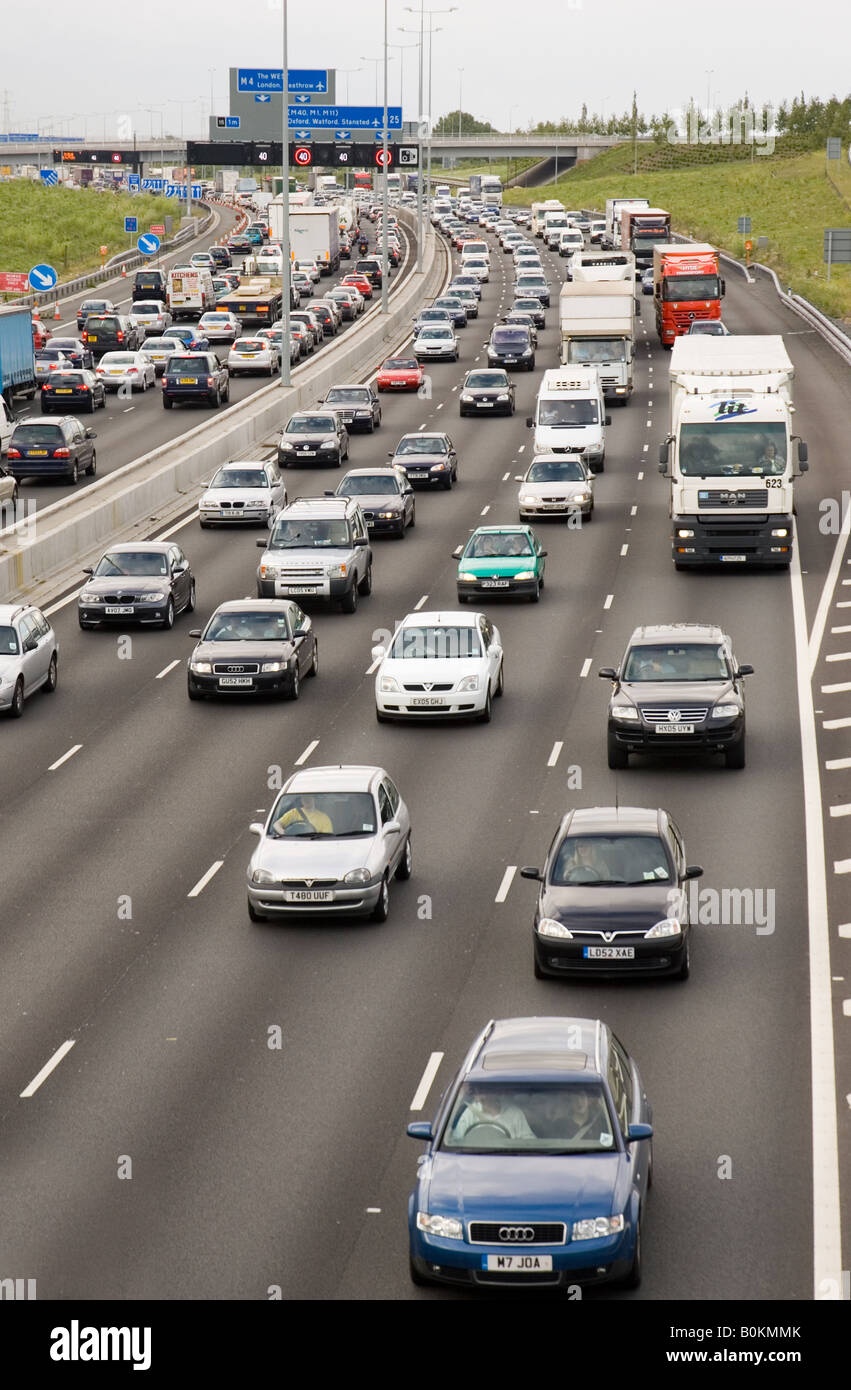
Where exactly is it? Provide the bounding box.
[375,147,393,167]
[293,146,312,166]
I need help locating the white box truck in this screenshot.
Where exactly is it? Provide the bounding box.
[559,282,635,402]
[659,335,808,569]
[268,204,340,275]
[531,200,565,237]
[167,267,216,320]
[526,367,611,472]
[570,250,636,282]
[605,197,648,248]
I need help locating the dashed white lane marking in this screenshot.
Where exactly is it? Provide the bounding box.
[414,594,428,611]
[156,660,180,679]
[822,682,851,694]
[410,1052,444,1110]
[826,652,851,663]
[637,471,644,480]
[642,444,649,452]
[580,658,592,678]
[824,717,851,730]
[187,860,224,898]
[547,741,563,767]
[518,445,525,453]
[48,744,82,772]
[620,543,629,557]
[630,505,638,516]
[835,602,851,609]
[20,1040,76,1099]
[831,626,851,634]
[436,402,443,410]
[502,471,510,481]
[494,864,517,903]
[829,804,851,817]
[294,739,319,766]
[839,925,851,938]
[123,406,135,414]
[833,860,851,875]
[481,504,490,516]
[365,655,381,675]
[604,594,613,610]
[826,757,851,770]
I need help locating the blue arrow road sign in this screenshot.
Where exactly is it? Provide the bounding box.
[237,68,328,93]
[137,233,160,256]
[124,216,138,233]
[39,168,58,185]
[335,131,351,140]
[286,105,401,130]
[141,178,163,191]
[294,95,311,105]
[28,263,58,290]
[255,94,271,104]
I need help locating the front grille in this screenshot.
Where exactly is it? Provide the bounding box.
[403,682,453,692]
[475,1270,561,1285]
[640,706,708,723]
[698,490,769,507]
[279,878,337,889]
[102,593,141,603]
[277,567,324,579]
[469,1222,566,1245]
[213,662,260,674]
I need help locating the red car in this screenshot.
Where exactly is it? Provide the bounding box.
[32,318,51,350]
[341,274,373,300]
[376,357,424,393]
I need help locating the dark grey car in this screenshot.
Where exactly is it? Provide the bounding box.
[333,466,415,537]
[389,433,458,489]
[278,412,350,468]
[78,542,196,630]
[459,369,516,417]
[187,599,317,701]
[319,384,382,433]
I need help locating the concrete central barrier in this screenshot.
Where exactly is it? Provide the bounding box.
[0,211,447,604]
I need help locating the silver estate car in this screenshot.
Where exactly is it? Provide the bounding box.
[0,603,59,716]
[247,764,412,922]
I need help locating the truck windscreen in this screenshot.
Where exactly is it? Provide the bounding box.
[538,400,599,426]
[678,423,787,477]
[662,275,721,301]
[568,340,627,364]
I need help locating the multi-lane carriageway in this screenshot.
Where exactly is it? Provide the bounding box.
[1,207,850,1303]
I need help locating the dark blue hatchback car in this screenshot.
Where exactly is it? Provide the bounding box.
[407,1016,653,1291]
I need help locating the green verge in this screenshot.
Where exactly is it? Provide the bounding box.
[0,183,180,289]
[503,141,851,322]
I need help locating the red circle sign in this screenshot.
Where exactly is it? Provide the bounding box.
[375,148,393,167]
[294,146,312,166]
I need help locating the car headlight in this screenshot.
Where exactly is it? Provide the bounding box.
[356,410,371,417]
[457,571,477,582]
[281,442,296,451]
[251,866,277,886]
[644,918,682,939]
[377,510,398,520]
[190,660,213,674]
[512,570,536,581]
[320,440,337,449]
[522,348,532,356]
[519,494,536,505]
[145,592,166,602]
[496,394,509,401]
[456,674,480,692]
[611,704,639,721]
[328,563,347,579]
[343,868,372,886]
[416,1212,464,1241]
[571,1215,624,1241]
[259,564,277,579]
[712,703,740,718]
[261,661,285,672]
[461,393,473,402]
[676,528,695,538]
[537,917,572,939]
[379,675,401,692]
[771,527,789,537]
[433,461,448,470]
[80,590,101,603]
[573,491,591,503]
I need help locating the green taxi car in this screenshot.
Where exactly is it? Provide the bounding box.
[456,525,547,603]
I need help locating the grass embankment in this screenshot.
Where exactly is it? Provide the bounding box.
[440,158,538,185]
[503,140,851,321]
[0,182,177,289]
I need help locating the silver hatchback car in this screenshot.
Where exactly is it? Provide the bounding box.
[0,603,59,717]
[247,764,412,922]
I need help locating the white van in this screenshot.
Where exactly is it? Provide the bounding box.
[167,267,216,320]
[460,239,489,262]
[558,228,585,259]
[526,367,611,473]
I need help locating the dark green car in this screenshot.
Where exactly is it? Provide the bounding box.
[456,525,547,603]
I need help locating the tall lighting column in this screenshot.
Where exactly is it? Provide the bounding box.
[280,0,292,387]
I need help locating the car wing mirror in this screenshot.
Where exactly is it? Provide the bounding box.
[519,866,543,881]
[406,1121,433,1141]
[735,664,754,677]
[685,865,704,880]
[626,1123,653,1144]
[598,667,617,680]
[249,822,265,836]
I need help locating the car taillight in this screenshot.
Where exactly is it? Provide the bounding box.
[117,331,124,342]
[79,385,89,391]
[127,368,138,375]
[7,447,20,458]
[54,448,70,457]
[207,377,214,386]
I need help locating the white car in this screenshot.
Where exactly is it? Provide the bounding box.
[198,311,242,344]
[461,258,489,282]
[95,351,155,392]
[373,610,504,723]
[517,453,594,521]
[412,324,459,362]
[295,259,321,283]
[227,337,280,376]
[139,337,181,376]
[199,461,287,528]
[332,286,364,315]
[128,300,172,335]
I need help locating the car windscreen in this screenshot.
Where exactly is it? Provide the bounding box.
[389,626,482,659]
[51,372,87,385]
[418,327,452,339]
[419,310,450,321]
[286,416,336,433]
[395,436,448,456]
[326,389,369,403]
[339,475,400,496]
[537,398,598,426]
[568,339,627,364]
[267,791,376,839]
[678,422,786,477]
[86,317,120,331]
[37,350,69,362]
[441,1082,617,1153]
[491,328,528,345]
[0,625,20,655]
[100,354,136,364]
[201,315,230,323]
[210,469,267,489]
[465,373,507,388]
[622,642,730,682]
[11,425,62,443]
[143,339,175,351]
[94,551,168,577]
[466,533,533,558]
[527,458,586,482]
[382,359,418,371]
[551,834,672,887]
[167,358,209,376]
[133,304,160,314]
[234,340,266,351]
[204,609,290,641]
[269,520,350,548]
[81,302,109,312]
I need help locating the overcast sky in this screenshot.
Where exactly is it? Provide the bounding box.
[4,0,848,138]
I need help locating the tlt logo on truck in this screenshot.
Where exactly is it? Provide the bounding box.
[714,400,757,419]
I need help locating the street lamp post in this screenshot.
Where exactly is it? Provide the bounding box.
[705,69,714,121]
[280,0,292,387]
[457,69,464,139]
[402,5,457,271]
[336,67,362,105]
[381,0,389,313]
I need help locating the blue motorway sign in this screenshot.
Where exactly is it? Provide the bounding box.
[39,168,59,185]
[141,178,163,192]
[127,173,140,191]
[28,263,58,291]
[237,68,328,94]
[165,184,203,199]
[216,116,241,128]
[286,106,401,130]
[255,95,271,104]
[124,216,138,234]
[137,233,160,256]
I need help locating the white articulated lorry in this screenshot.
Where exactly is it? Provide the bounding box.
[559,281,635,402]
[268,203,340,274]
[659,335,808,569]
[605,197,648,248]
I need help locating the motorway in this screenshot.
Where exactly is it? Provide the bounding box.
[1,209,849,1302]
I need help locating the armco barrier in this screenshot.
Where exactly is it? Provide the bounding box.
[0,211,448,603]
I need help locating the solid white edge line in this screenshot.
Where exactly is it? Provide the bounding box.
[21,1039,76,1098]
[156,659,180,679]
[789,527,842,1295]
[809,496,851,675]
[494,864,517,903]
[294,738,319,766]
[547,741,563,767]
[48,743,82,771]
[187,860,224,898]
[410,1051,444,1111]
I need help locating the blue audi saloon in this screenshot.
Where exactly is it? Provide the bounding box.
[407,1016,653,1291]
